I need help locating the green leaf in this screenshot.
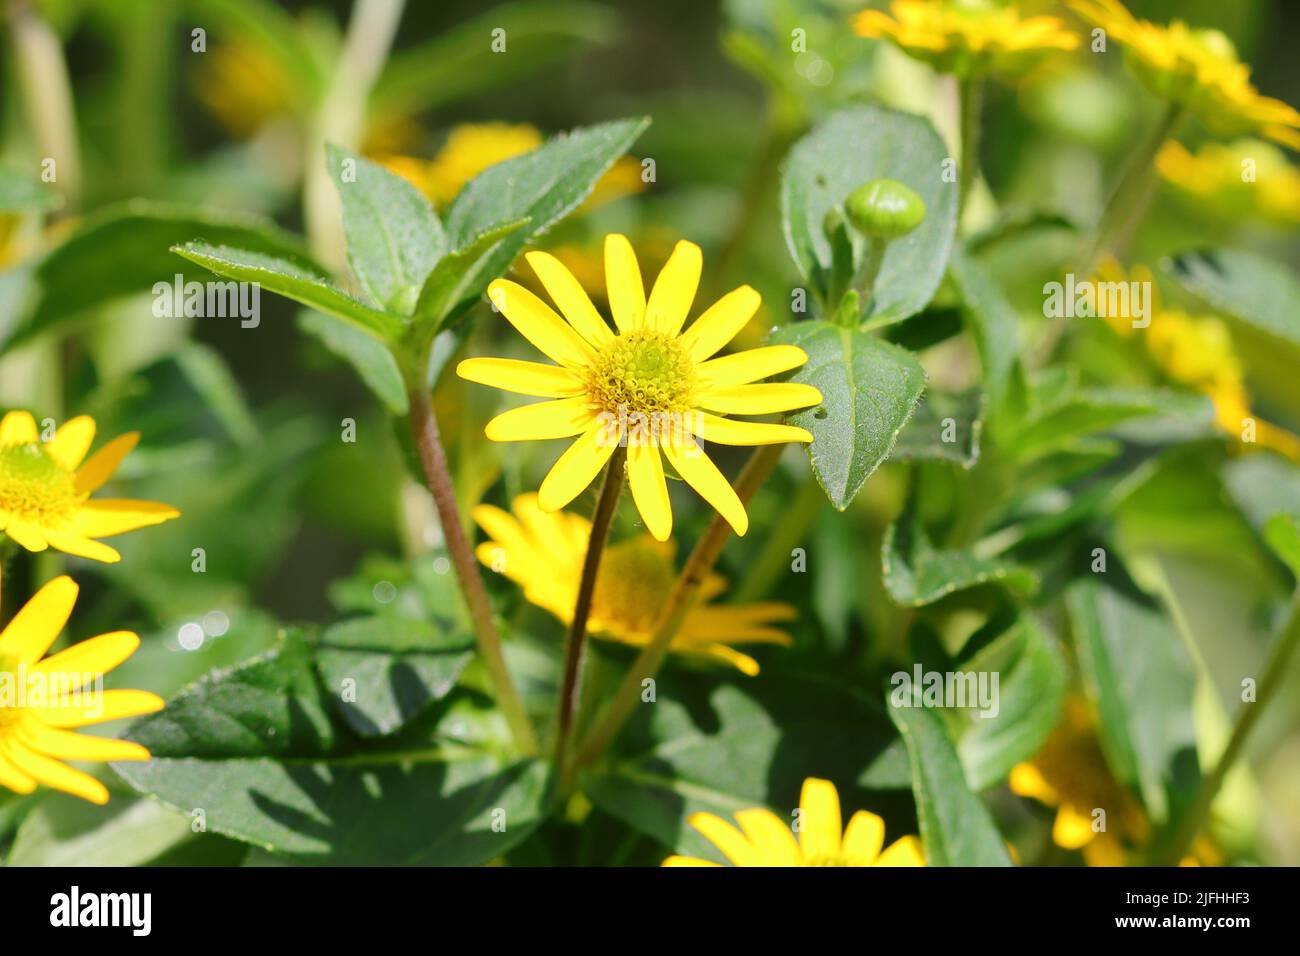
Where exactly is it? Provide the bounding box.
[327,144,446,315]
[891,388,983,467]
[781,104,958,323]
[948,246,1021,420]
[1167,248,1300,352]
[882,507,1038,607]
[1008,387,1212,463]
[315,616,474,737]
[585,671,909,861]
[172,240,405,341]
[414,218,531,331]
[1067,574,1199,822]
[172,342,260,445]
[954,616,1067,791]
[1264,514,1300,580]
[369,1,619,127]
[442,117,650,306]
[298,308,408,414]
[6,795,195,867]
[888,701,1013,866]
[0,166,61,212]
[3,201,315,353]
[116,634,552,864]
[771,320,926,509]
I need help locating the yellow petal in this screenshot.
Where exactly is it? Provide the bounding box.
[18,722,151,762]
[604,233,645,332]
[627,441,672,541]
[696,383,823,415]
[34,631,140,687]
[842,810,886,864]
[688,811,760,867]
[2,739,108,804]
[679,286,761,361]
[0,410,38,444]
[692,412,812,446]
[4,520,48,552]
[0,576,78,667]
[525,250,613,347]
[70,499,180,538]
[734,808,802,866]
[798,777,843,862]
[696,345,809,388]
[487,279,596,368]
[1053,804,1097,850]
[661,855,722,867]
[875,834,926,867]
[1008,761,1059,805]
[537,421,622,512]
[456,357,585,398]
[42,531,122,564]
[74,432,139,494]
[644,240,702,335]
[30,688,164,728]
[484,398,597,442]
[662,438,748,536]
[686,642,761,676]
[46,415,96,470]
[0,750,36,794]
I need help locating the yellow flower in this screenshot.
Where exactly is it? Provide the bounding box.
[1093,259,1300,461]
[457,235,822,541]
[0,576,163,804]
[663,777,926,866]
[1157,139,1300,226]
[192,41,302,140]
[473,493,794,675]
[0,412,180,563]
[853,0,1078,77]
[378,122,646,208]
[1070,0,1300,148]
[1010,698,1148,866]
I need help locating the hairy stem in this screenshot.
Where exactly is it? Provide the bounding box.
[407,384,538,755]
[9,0,81,207]
[574,444,784,770]
[958,73,984,222]
[556,446,626,775]
[1159,593,1300,864]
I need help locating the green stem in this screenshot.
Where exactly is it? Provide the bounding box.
[406,383,538,756]
[1035,103,1184,366]
[556,445,626,778]
[958,73,984,221]
[1158,593,1300,865]
[850,237,887,321]
[573,444,784,770]
[733,475,824,603]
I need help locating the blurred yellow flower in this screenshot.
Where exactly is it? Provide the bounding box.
[380,122,646,208]
[1010,697,1148,866]
[473,493,794,675]
[1094,260,1300,461]
[0,576,163,804]
[0,412,179,563]
[1157,139,1300,226]
[853,0,1078,77]
[1070,0,1300,148]
[457,235,821,541]
[192,41,302,139]
[663,777,926,866]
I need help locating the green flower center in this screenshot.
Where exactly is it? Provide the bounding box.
[587,330,696,416]
[0,442,80,522]
[592,540,676,633]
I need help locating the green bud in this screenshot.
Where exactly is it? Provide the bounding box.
[822,204,846,240]
[844,179,926,240]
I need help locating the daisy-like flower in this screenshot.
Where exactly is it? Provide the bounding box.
[0,411,180,563]
[474,493,794,675]
[1009,697,1148,867]
[663,777,925,866]
[1157,139,1300,226]
[1071,0,1300,148]
[852,0,1078,78]
[457,235,822,541]
[0,576,163,804]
